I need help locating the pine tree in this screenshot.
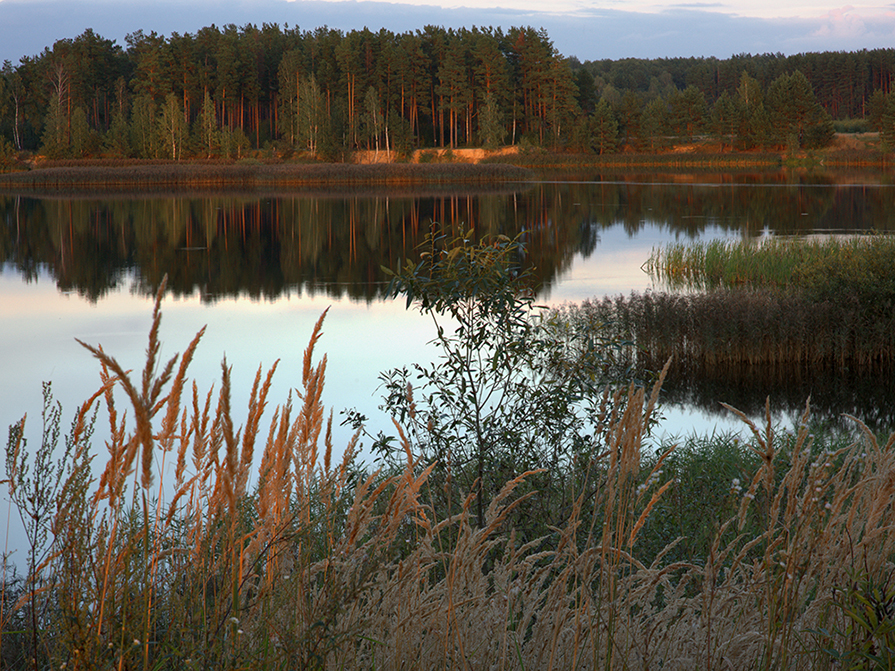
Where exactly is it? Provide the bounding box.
[766,70,834,149]
[734,73,768,150]
[709,90,737,150]
[589,98,618,154]
[478,90,504,150]
[195,89,219,157]
[69,106,93,157]
[879,93,895,150]
[41,96,68,157]
[641,97,668,150]
[668,85,707,142]
[435,35,468,148]
[102,76,130,156]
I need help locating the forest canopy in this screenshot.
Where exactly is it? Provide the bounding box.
[0,24,893,160]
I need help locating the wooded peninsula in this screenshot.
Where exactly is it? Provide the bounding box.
[0,24,893,169]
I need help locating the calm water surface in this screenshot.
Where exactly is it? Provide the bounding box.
[3,171,895,468]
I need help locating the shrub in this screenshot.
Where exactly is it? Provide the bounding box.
[2,268,894,670]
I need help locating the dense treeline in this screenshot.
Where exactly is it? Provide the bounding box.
[576,49,895,120]
[0,25,894,160]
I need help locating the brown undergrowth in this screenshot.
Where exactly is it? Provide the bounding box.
[2,279,894,670]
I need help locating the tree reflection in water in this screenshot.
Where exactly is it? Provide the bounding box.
[2,172,894,433]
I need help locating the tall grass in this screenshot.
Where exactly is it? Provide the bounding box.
[646,235,895,300]
[630,236,895,374]
[2,281,895,669]
[570,289,895,374]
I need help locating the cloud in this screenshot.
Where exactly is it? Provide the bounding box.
[1,0,894,66]
[812,6,866,39]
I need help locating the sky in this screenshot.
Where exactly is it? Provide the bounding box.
[0,0,894,66]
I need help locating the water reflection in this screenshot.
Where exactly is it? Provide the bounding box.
[4,172,895,304]
[2,173,894,436]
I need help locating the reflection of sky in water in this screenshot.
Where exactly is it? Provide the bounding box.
[536,223,755,443]
[0,221,751,468]
[0,220,810,560]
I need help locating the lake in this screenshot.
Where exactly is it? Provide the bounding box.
[2,169,895,474]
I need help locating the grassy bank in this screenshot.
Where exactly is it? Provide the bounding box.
[1,132,890,190]
[2,275,894,669]
[0,161,535,191]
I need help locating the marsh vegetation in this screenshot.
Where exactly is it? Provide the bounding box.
[2,230,894,670]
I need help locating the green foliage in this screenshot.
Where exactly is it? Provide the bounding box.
[641,97,668,150]
[710,90,738,149]
[813,566,895,670]
[157,92,188,160]
[3,382,96,670]
[299,75,327,154]
[372,225,635,533]
[648,236,895,297]
[766,70,834,149]
[5,24,894,158]
[667,84,707,141]
[40,97,68,158]
[69,107,96,158]
[588,98,619,154]
[640,432,756,564]
[834,118,871,134]
[219,126,251,159]
[130,94,158,159]
[477,90,505,150]
[194,89,219,158]
[3,267,895,669]
[878,93,895,151]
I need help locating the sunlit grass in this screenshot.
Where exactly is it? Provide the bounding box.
[2,280,894,669]
[645,235,895,299]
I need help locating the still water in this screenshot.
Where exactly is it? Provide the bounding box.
[3,171,895,467]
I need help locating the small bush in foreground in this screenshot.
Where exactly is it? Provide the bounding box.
[1,271,894,669]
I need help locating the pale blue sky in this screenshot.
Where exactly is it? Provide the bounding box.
[1,0,893,65]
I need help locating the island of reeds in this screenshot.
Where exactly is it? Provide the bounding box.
[2,230,894,670]
[573,235,895,375]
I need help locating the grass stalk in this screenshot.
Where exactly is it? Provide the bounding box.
[2,281,894,669]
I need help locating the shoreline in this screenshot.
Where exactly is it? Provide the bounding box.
[0,136,888,192]
[0,162,536,192]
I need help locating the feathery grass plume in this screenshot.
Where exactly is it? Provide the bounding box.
[157,324,206,453]
[214,358,238,514]
[236,361,279,498]
[77,275,179,489]
[9,268,895,669]
[293,309,329,525]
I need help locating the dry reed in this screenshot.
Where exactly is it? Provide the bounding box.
[0,163,534,191]
[2,282,894,670]
[570,289,895,375]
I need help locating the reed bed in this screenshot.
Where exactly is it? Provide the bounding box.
[0,162,534,191]
[569,289,895,375]
[2,282,895,670]
[646,235,895,300]
[630,236,895,374]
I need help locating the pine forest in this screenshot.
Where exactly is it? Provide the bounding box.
[1,24,895,160]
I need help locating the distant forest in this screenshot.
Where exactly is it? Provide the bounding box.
[1,24,894,160]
